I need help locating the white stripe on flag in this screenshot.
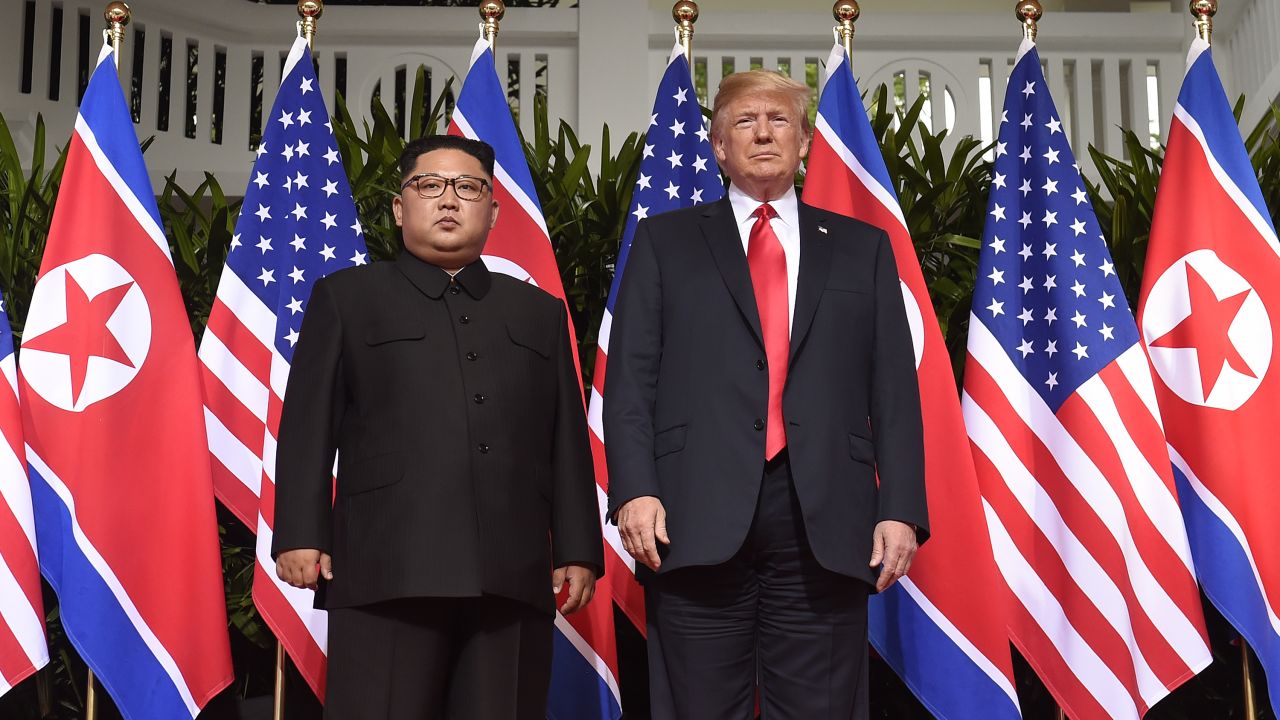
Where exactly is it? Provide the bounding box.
[982,500,1140,720]
[969,319,1208,676]
[1173,104,1280,256]
[72,113,171,262]
[199,331,270,422]
[0,554,48,670]
[1,355,18,397]
[963,393,1166,704]
[25,449,200,717]
[587,387,605,446]
[812,114,907,228]
[269,349,290,401]
[450,110,551,240]
[553,611,622,703]
[204,409,263,496]
[1168,444,1280,637]
[898,577,1019,707]
[1075,355,1196,573]
[211,268,278,348]
[1116,347,1165,431]
[253,517,328,652]
[0,444,37,553]
[596,310,613,356]
[595,483,632,575]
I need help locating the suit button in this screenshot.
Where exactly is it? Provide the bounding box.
[459,314,470,324]
[478,443,490,453]
[466,351,478,361]
[449,284,461,295]
[755,359,765,371]
[474,393,486,404]
[754,418,765,431]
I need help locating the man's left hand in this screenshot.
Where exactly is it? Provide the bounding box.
[553,564,598,615]
[869,520,918,592]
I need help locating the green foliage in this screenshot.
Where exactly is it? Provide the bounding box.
[0,114,64,337]
[860,85,992,376]
[5,74,1280,719]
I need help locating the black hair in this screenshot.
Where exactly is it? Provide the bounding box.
[398,135,496,179]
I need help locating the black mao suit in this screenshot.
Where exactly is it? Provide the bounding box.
[272,252,602,718]
[605,196,929,718]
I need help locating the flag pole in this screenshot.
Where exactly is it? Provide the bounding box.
[833,1,858,60]
[1015,2,1060,717]
[1185,4,1252,718]
[86,4,133,719]
[672,1,698,66]
[481,1,505,51]
[104,1,128,65]
[299,0,322,50]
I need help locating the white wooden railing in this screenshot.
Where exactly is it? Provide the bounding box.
[1,0,1271,193]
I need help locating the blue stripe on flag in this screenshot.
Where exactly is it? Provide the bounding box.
[1173,465,1280,707]
[546,628,622,720]
[455,47,543,214]
[870,586,1021,720]
[76,49,165,231]
[1178,48,1276,233]
[30,464,191,720]
[816,50,897,201]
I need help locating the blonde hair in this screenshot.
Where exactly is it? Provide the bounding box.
[711,70,812,138]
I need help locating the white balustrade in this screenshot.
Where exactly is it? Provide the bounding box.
[0,0,1271,194]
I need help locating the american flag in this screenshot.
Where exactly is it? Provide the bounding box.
[961,39,1210,719]
[1138,37,1280,715]
[803,42,1020,719]
[199,35,367,699]
[587,42,724,630]
[0,284,47,696]
[448,36,621,718]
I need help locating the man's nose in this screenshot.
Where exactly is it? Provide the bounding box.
[438,188,462,208]
[753,121,773,142]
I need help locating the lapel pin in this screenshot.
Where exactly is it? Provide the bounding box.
[819,226,828,234]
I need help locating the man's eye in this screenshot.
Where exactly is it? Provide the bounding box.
[457,180,482,193]
[421,180,445,191]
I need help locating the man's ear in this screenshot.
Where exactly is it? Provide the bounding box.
[392,194,404,227]
[489,199,500,230]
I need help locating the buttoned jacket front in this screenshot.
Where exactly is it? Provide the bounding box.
[272,252,602,615]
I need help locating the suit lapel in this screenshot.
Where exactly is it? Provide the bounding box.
[789,202,834,366]
[700,198,764,347]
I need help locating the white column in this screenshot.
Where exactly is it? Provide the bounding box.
[576,0,649,160]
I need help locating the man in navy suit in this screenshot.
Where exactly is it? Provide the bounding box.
[605,70,929,719]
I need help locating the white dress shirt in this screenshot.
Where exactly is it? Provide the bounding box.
[728,183,801,335]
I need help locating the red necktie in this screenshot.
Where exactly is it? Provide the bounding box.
[747,203,788,460]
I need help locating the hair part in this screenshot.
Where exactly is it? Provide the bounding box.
[711,70,812,138]
[398,135,496,180]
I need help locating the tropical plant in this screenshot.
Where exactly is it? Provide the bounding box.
[3,78,1280,718]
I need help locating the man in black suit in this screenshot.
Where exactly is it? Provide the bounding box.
[605,70,929,719]
[272,135,603,719]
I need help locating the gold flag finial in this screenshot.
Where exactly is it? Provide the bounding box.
[833,2,859,59]
[298,1,323,49]
[1190,0,1217,44]
[1015,0,1042,42]
[672,2,699,65]
[104,1,130,62]
[481,1,505,49]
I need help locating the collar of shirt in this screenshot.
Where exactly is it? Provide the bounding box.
[726,183,800,332]
[395,252,492,300]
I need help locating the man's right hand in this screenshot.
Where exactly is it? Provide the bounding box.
[276,549,333,590]
[616,496,669,571]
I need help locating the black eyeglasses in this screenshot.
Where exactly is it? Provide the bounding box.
[400,173,492,201]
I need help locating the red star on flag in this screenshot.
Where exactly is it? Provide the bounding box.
[1150,262,1255,400]
[23,275,136,405]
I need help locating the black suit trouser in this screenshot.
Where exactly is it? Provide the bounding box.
[645,451,871,720]
[324,595,552,720]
